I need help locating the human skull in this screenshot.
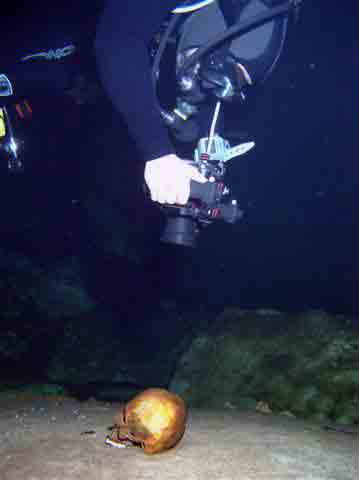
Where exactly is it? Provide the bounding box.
[109,388,187,454]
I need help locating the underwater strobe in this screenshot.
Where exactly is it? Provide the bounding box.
[160,101,254,248]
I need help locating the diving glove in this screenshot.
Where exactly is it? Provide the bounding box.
[0,74,13,96]
[144,153,207,205]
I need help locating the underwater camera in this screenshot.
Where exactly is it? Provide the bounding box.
[160,102,254,248]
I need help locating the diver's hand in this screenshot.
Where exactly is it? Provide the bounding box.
[144,154,207,205]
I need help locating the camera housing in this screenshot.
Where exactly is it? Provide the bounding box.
[160,131,254,247]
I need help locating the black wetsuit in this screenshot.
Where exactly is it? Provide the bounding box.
[1,0,288,162]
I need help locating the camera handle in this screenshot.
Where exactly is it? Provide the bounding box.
[191,100,255,184]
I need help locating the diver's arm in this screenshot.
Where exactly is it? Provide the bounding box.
[95,0,178,161]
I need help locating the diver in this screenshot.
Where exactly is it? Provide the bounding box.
[1,1,298,201]
[95,0,296,207]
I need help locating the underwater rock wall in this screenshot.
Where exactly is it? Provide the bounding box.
[170,308,359,425]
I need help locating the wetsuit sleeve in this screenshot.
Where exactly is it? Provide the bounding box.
[95,0,179,162]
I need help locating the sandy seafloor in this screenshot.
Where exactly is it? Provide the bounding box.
[0,393,358,480]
